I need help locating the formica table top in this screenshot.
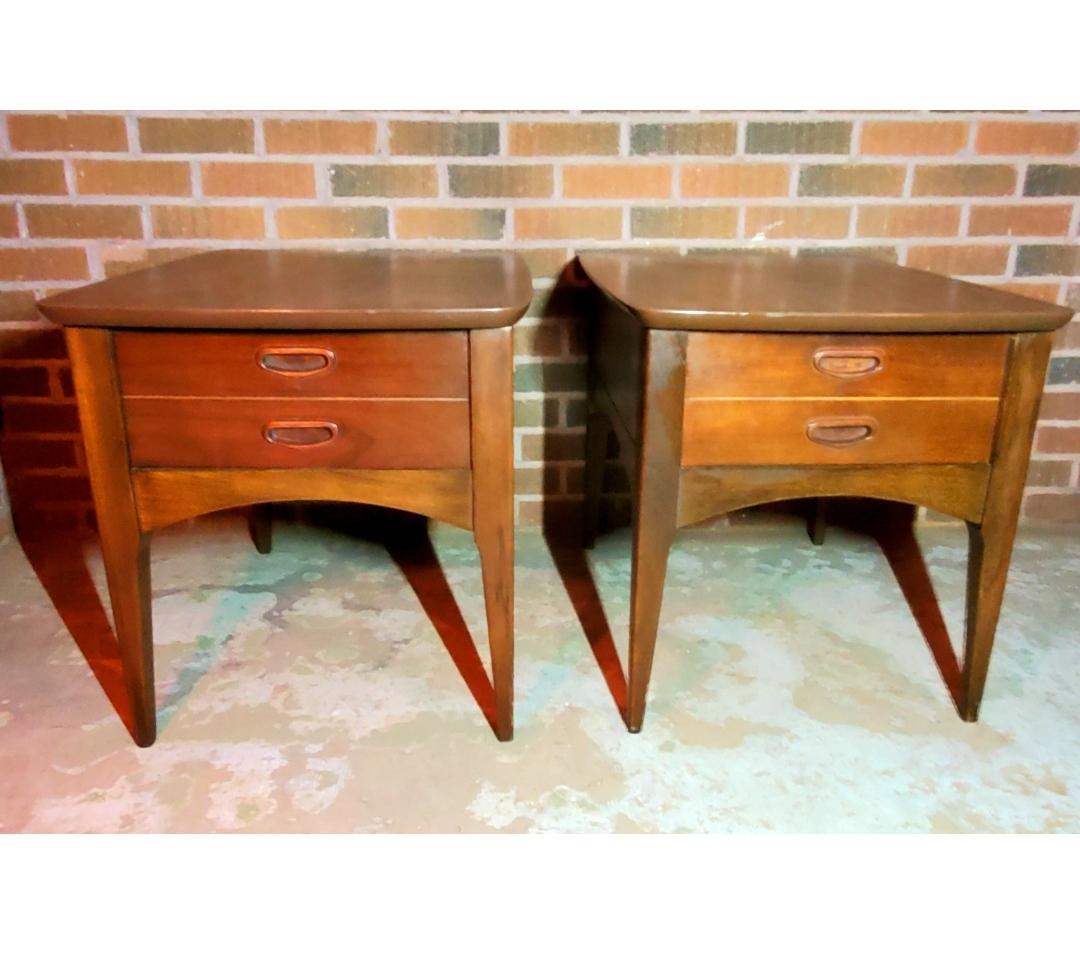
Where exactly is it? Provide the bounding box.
[579,251,1074,333]
[38,249,534,330]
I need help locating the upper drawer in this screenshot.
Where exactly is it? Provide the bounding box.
[685,332,1008,399]
[115,331,469,399]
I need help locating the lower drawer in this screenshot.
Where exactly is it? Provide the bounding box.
[125,397,471,469]
[681,398,999,466]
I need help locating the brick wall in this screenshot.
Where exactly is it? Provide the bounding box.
[1,110,1078,536]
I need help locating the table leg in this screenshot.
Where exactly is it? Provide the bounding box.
[961,332,1052,721]
[66,328,157,746]
[470,328,515,740]
[808,497,828,546]
[627,330,687,733]
[248,504,273,554]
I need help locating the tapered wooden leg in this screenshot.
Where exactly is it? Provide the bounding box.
[66,328,157,746]
[99,530,155,745]
[248,504,272,554]
[626,330,687,733]
[627,488,678,733]
[960,332,1052,722]
[470,328,514,740]
[808,497,828,546]
[583,409,608,549]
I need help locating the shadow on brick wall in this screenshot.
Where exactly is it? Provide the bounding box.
[0,324,95,540]
[538,259,630,719]
[0,322,140,736]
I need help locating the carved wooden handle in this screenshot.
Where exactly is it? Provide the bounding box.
[806,418,875,447]
[263,420,338,447]
[813,348,884,378]
[258,346,335,375]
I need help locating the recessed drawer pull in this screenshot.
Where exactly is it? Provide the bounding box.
[806,417,876,447]
[263,420,339,448]
[257,346,335,375]
[813,348,884,378]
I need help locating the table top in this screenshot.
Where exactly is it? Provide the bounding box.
[37,249,534,330]
[579,251,1074,333]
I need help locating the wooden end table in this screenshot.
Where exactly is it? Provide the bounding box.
[579,251,1073,733]
[38,249,531,745]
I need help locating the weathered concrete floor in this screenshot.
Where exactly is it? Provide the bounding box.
[1,512,1078,832]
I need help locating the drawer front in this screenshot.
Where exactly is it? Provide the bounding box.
[116,331,469,399]
[681,398,999,467]
[685,333,1008,399]
[125,398,470,469]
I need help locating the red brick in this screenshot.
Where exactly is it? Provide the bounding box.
[276,206,387,240]
[8,113,127,152]
[513,321,563,358]
[1,400,81,433]
[856,205,961,238]
[516,500,544,527]
[0,159,68,195]
[151,206,265,239]
[976,121,1080,156]
[1036,425,1080,453]
[563,164,672,199]
[798,164,906,197]
[906,244,1009,275]
[0,204,17,237]
[99,246,205,279]
[681,164,790,198]
[0,325,65,358]
[508,123,619,156]
[448,164,553,198]
[201,162,315,198]
[912,165,1017,197]
[514,207,622,240]
[263,119,376,155]
[1038,392,1080,421]
[1024,492,1080,523]
[75,160,192,196]
[0,366,50,396]
[520,432,585,462]
[9,473,92,501]
[389,121,499,156]
[25,204,143,239]
[517,248,570,280]
[0,248,89,281]
[0,292,40,323]
[330,164,438,197]
[1056,320,1080,349]
[992,281,1063,303]
[630,122,737,156]
[744,205,851,239]
[1025,458,1073,487]
[967,204,1073,237]
[138,117,253,153]
[0,438,77,473]
[631,206,737,239]
[859,120,968,155]
[12,504,94,535]
[394,207,504,240]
